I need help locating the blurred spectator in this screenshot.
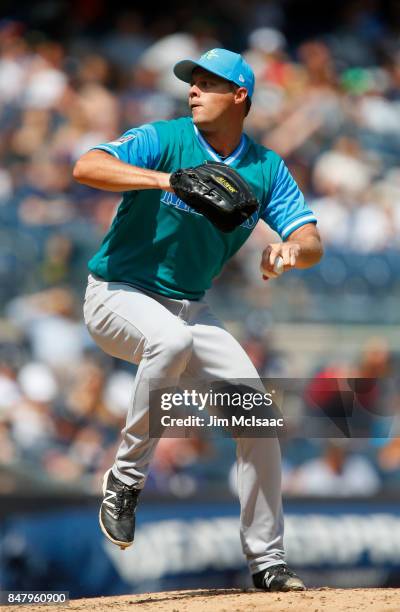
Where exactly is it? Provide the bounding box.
[328,0,386,69]
[0,422,17,464]
[138,22,220,98]
[120,65,176,126]
[304,337,395,439]
[245,27,287,83]
[0,364,21,414]
[40,234,74,286]
[17,361,58,404]
[285,440,380,496]
[101,11,153,73]
[245,0,285,33]
[151,435,214,497]
[377,439,400,487]
[22,41,67,110]
[64,359,103,416]
[356,336,392,379]
[313,137,373,198]
[0,20,29,106]
[5,288,88,371]
[9,395,57,458]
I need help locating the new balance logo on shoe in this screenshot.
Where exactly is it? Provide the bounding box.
[253,564,306,592]
[99,469,141,550]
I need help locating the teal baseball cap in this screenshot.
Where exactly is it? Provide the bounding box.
[173,48,255,99]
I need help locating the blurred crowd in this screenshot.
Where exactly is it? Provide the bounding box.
[0,284,399,497]
[1,0,400,497]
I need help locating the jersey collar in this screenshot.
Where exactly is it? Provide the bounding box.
[193,122,248,166]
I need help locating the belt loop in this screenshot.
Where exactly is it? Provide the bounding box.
[178,299,191,322]
[178,300,186,320]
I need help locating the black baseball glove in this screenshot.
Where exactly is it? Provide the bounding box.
[169,161,259,232]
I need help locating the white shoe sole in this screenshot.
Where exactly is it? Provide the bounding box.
[99,468,133,551]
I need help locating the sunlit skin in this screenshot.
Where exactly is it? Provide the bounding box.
[189,67,248,158]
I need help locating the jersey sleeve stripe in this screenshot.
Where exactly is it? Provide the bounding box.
[92,145,120,159]
[281,214,317,239]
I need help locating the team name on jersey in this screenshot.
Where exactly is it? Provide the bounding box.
[161,191,201,215]
[160,192,258,229]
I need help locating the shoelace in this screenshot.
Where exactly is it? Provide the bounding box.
[113,488,138,518]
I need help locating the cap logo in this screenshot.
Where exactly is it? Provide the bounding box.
[202,49,219,60]
[238,74,245,82]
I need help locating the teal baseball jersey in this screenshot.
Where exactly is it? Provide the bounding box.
[88,117,317,300]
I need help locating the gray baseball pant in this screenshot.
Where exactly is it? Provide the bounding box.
[83,273,285,574]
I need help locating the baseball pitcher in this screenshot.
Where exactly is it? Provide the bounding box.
[73,48,323,592]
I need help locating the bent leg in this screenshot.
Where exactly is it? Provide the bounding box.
[83,275,193,487]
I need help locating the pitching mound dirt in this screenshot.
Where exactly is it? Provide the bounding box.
[5,587,400,612]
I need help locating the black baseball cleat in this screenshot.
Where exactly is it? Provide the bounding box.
[99,468,141,550]
[253,564,306,592]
